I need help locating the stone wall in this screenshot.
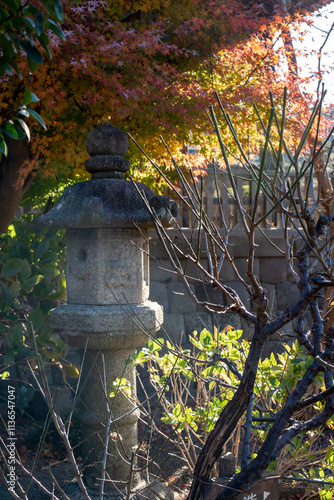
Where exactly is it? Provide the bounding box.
[148,228,300,356]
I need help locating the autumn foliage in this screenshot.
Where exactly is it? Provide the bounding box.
[0,0,330,221]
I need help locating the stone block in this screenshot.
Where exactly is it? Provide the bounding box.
[49,385,74,416]
[160,313,186,346]
[194,282,224,306]
[168,283,197,314]
[218,257,260,285]
[228,232,286,258]
[216,311,242,332]
[240,316,256,340]
[276,282,300,310]
[262,340,287,359]
[217,259,236,282]
[150,258,177,283]
[66,228,150,305]
[177,258,208,281]
[149,281,169,312]
[50,301,163,350]
[224,281,252,310]
[219,452,236,477]
[260,257,287,284]
[234,257,260,282]
[262,283,277,311]
[268,310,296,341]
[184,312,213,336]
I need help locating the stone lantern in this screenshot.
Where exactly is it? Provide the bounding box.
[38,124,177,498]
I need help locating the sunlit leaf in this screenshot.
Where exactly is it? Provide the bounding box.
[26,108,46,129]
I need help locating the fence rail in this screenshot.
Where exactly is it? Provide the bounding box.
[175,164,314,230]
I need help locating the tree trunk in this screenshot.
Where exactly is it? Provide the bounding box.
[0,137,32,234]
[187,336,265,500]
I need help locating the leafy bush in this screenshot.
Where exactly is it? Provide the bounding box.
[126,328,334,496]
[0,217,71,375]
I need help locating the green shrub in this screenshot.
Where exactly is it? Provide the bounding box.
[0,217,71,374]
[121,328,334,495]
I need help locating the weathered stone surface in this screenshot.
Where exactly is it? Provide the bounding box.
[159,312,186,345]
[262,340,287,359]
[85,155,130,175]
[168,283,197,314]
[64,479,178,499]
[219,452,236,477]
[38,123,179,495]
[240,315,255,339]
[268,310,296,341]
[194,282,224,306]
[262,283,277,311]
[260,257,287,284]
[215,311,242,332]
[184,312,213,336]
[38,123,178,229]
[50,302,163,350]
[38,180,178,229]
[150,281,169,311]
[137,481,179,499]
[86,123,129,157]
[176,258,208,281]
[217,257,260,285]
[224,281,252,309]
[66,227,150,305]
[148,228,288,259]
[276,281,300,310]
[150,259,178,283]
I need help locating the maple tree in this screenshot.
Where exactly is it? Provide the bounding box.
[0,0,329,234]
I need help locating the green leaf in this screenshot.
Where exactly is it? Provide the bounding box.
[9,280,20,299]
[34,238,49,261]
[0,281,13,303]
[18,259,31,281]
[32,6,44,36]
[0,251,8,264]
[26,108,46,129]
[27,57,39,72]
[63,363,80,378]
[1,0,19,12]
[22,274,44,291]
[148,338,163,353]
[16,118,31,141]
[189,335,202,349]
[0,34,14,60]
[39,298,52,314]
[38,251,58,265]
[14,241,31,261]
[42,0,63,22]
[28,308,44,332]
[23,86,32,105]
[8,58,20,76]
[20,40,43,64]
[3,122,26,140]
[0,258,23,277]
[30,93,39,103]
[47,19,65,40]
[23,15,36,29]
[18,107,29,117]
[38,32,51,59]
[0,133,8,155]
[199,328,213,346]
[10,323,25,348]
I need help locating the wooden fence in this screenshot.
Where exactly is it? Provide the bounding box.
[175,164,315,230]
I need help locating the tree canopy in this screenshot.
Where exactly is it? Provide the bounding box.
[0,0,330,233]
